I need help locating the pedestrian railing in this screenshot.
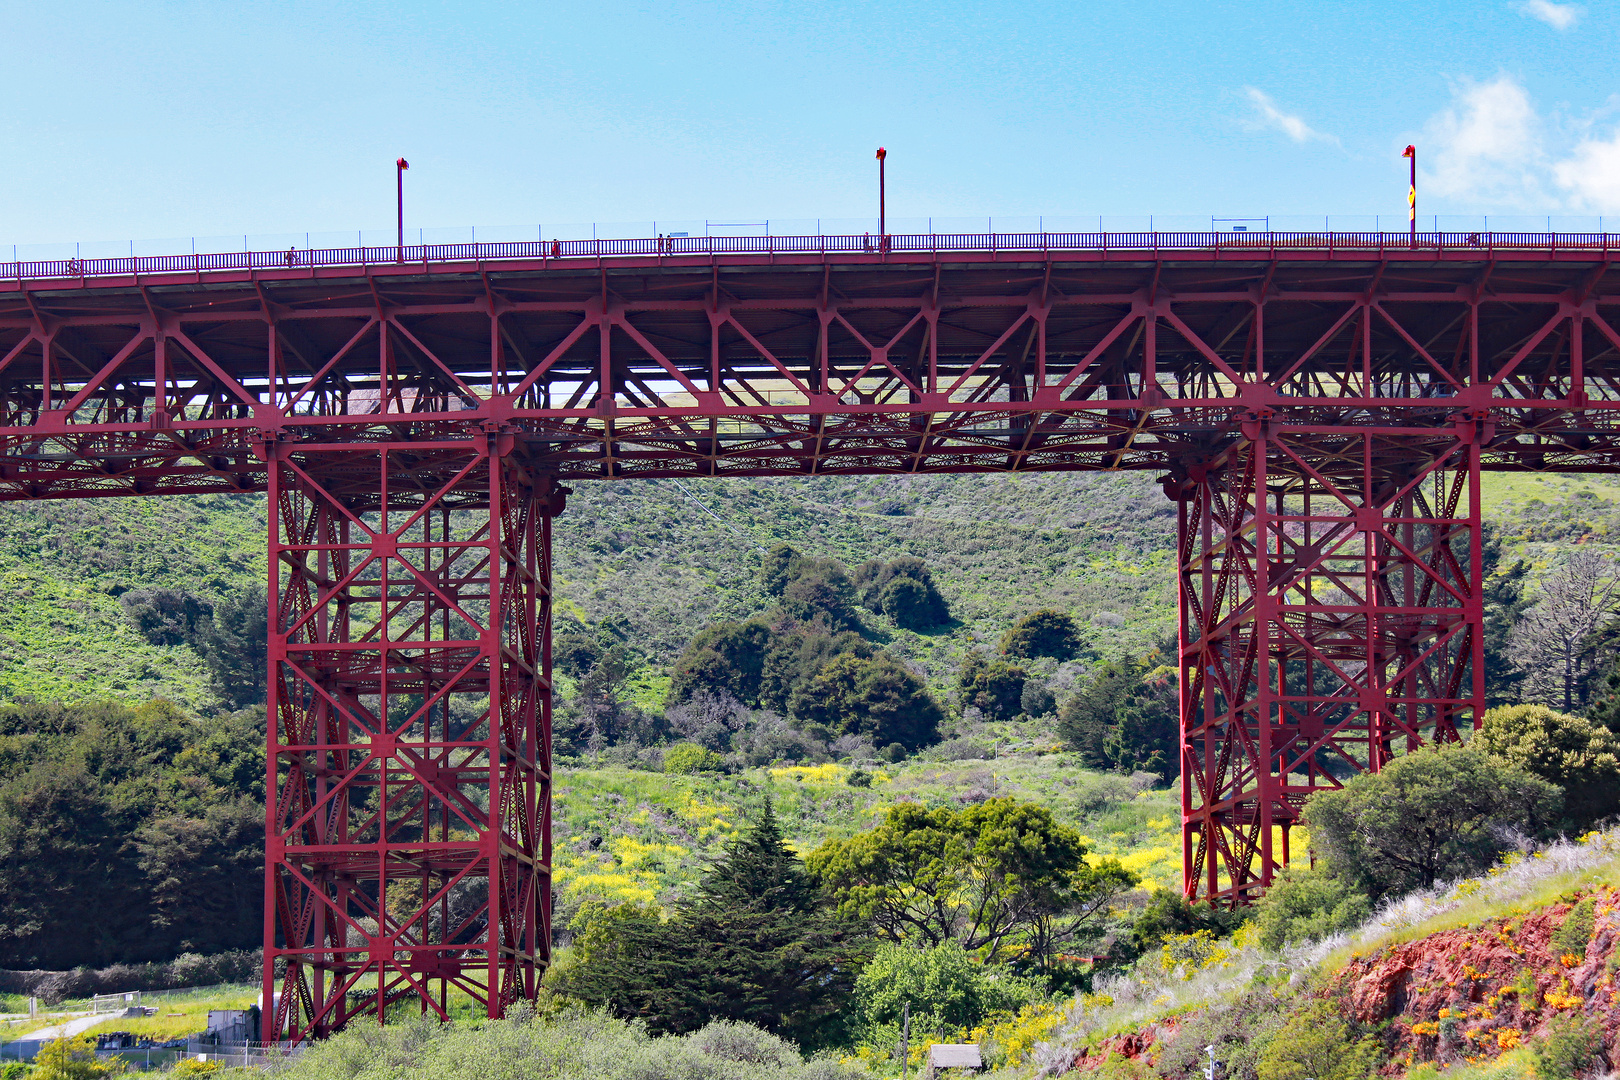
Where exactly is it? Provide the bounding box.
[3,230,1615,283]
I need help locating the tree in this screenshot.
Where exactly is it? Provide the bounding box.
[1001,609,1083,661]
[119,588,212,648]
[1302,744,1561,899]
[1508,550,1620,712]
[780,560,860,631]
[758,625,872,711]
[957,653,1026,721]
[552,616,604,678]
[851,940,1036,1038]
[879,577,934,630]
[790,653,943,752]
[759,543,799,597]
[135,797,263,955]
[807,797,1137,970]
[0,762,143,968]
[555,803,868,1043]
[852,557,950,629]
[559,644,666,752]
[1480,525,1532,707]
[1473,704,1620,831]
[199,584,268,709]
[1056,653,1178,780]
[666,618,773,707]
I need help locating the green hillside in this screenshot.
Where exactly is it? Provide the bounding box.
[2,468,1607,715]
[0,472,1179,712]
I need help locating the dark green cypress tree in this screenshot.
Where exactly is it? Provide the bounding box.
[558,801,869,1045]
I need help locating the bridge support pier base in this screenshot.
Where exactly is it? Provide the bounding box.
[261,439,560,1041]
[1171,426,1485,905]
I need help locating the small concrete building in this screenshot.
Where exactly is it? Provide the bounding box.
[926,1043,983,1077]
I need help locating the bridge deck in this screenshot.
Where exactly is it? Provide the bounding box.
[0,235,1615,493]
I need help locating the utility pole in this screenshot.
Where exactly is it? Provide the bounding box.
[900,1000,910,1080]
[1204,1044,1219,1080]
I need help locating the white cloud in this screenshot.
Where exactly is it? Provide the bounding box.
[1420,74,1547,207]
[1416,74,1620,212]
[1554,131,1620,209]
[1242,87,1335,145]
[1516,0,1581,30]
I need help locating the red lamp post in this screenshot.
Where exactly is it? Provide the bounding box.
[1402,144,1416,249]
[396,157,410,263]
[876,147,887,244]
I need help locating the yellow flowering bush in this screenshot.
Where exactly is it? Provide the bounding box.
[970,1002,1066,1067]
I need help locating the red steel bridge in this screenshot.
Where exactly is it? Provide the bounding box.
[2,229,1616,1041]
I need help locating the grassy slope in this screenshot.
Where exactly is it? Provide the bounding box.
[550,744,1182,927]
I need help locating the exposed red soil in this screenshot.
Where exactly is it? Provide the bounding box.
[1059,888,1619,1076]
[1332,887,1619,1072]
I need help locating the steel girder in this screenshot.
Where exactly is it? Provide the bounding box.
[0,251,1618,488]
[263,439,558,1041]
[0,247,1618,1029]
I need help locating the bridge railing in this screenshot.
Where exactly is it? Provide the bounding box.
[3,230,1615,282]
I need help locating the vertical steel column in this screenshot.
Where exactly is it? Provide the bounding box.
[261,438,560,1042]
[1175,425,1482,904]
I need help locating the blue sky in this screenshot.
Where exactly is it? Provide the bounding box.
[4,0,1618,248]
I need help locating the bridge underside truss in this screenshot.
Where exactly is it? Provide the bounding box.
[0,244,1617,1036]
[264,441,558,1041]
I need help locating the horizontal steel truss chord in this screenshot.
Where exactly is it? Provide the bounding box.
[263,439,560,1042]
[1171,424,1483,905]
[0,257,1617,491]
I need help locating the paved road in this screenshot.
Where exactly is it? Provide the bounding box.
[27,1014,108,1042]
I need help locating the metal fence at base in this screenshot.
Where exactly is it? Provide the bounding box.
[186,1039,305,1067]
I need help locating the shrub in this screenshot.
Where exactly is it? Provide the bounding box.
[1131,889,1249,955]
[274,1007,869,1080]
[1531,1014,1604,1080]
[1001,609,1082,660]
[1254,1002,1381,1080]
[1550,895,1597,960]
[663,743,722,774]
[1152,987,1292,1080]
[31,1035,123,1080]
[1252,865,1370,949]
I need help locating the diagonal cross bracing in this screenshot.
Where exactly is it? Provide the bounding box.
[264,440,561,1042]
[1,243,1617,1036]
